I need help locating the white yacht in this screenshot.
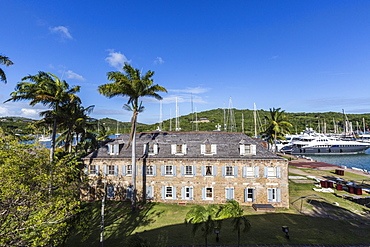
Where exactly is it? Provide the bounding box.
[281,128,370,155]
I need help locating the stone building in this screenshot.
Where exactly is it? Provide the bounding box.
[82,131,289,208]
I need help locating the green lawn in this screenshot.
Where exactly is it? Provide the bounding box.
[66,168,370,246]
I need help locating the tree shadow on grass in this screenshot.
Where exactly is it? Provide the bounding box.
[65,201,164,246]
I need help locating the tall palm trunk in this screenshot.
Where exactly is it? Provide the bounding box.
[131,111,138,212]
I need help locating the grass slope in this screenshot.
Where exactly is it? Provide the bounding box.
[67,167,370,246]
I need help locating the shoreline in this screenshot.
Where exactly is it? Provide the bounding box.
[279,153,370,178]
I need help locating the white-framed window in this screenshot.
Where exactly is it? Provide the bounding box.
[146,186,153,199]
[89,165,99,175]
[242,166,259,178]
[267,188,281,202]
[264,167,281,178]
[108,143,120,155]
[202,187,213,200]
[107,185,115,199]
[162,186,177,199]
[225,187,234,200]
[240,144,256,156]
[127,165,132,175]
[171,144,187,155]
[161,165,176,176]
[144,143,158,155]
[201,144,217,155]
[202,165,216,177]
[181,165,195,176]
[222,166,238,177]
[244,188,255,202]
[181,186,193,200]
[104,165,118,176]
[145,165,156,176]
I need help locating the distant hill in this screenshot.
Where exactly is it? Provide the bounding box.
[2,109,370,136]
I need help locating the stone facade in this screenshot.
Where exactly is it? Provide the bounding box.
[82,131,289,208]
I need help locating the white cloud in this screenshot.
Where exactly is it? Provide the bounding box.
[269,55,279,60]
[0,106,12,116]
[168,87,210,94]
[49,26,73,40]
[105,50,130,70]
[65,70,85,81]
[21,108,41,118]
[154,57,164,64]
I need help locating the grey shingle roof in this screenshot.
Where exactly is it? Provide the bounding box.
[84,131,282,160]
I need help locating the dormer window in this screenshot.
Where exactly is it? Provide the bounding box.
[239,141,256,156]
[201,139,217,155]
[144,142,158,155]
[171,140,187,155]
[107,141,124,155]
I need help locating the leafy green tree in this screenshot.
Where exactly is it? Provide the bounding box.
[4,72,81,162]
[261,108,293,150]
[217,200,251,247]
[98,63,167,211]
[185,204,221,247]
[0,55,14,83]
[0,128,82,246]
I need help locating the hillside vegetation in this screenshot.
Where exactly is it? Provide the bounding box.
[2,109,370,137]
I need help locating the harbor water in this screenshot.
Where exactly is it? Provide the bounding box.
[304,149,370,171]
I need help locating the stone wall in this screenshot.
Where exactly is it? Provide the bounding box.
[83,157,289,208]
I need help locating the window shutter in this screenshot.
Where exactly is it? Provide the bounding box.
[161,165,165,176]
[173,187,177,199]
[161,186,165,199]
[242,167,246,177]
[202,188,205,200]
[122,165,126,176]
[84,166,88,175]
[244,188,248,202]
[103,165,107,176]
[153,144,158,154]
[211,144,217,154]
[173,165,177,176]
[254,166,259,177]
[192,165,196,176]
[251,144,257,155]
[114,144,119,155]
[107,144,111,154]
[183,144,187,154]
[171,144,176,154]
[153,165,157,176]
[181,166,184,176]
[201,166,205,177]
[95,165,100,175]
[234,166,238,177]
[181,187,185,199]
[231,187,235,199]
[222,166,225,177]
[201,144,206,154]
[264,167,268,178]
[146,186,153,199]
[143,144,147,154]
[240,144,245,155]
[276,167,281,178]
[267,188,272,202]
[190,187,193,200]
[114,165,118,176]
[213,166,217,177]
[277,189,281,202]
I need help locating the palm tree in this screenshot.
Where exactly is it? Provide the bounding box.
[0,55,14,83]
[185,204,221,247]
[98,63,167,211]
[4,72,81,162]
[217,200,251,247]
[261,108,293,151]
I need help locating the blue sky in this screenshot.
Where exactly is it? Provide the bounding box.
[1,0,370,124]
